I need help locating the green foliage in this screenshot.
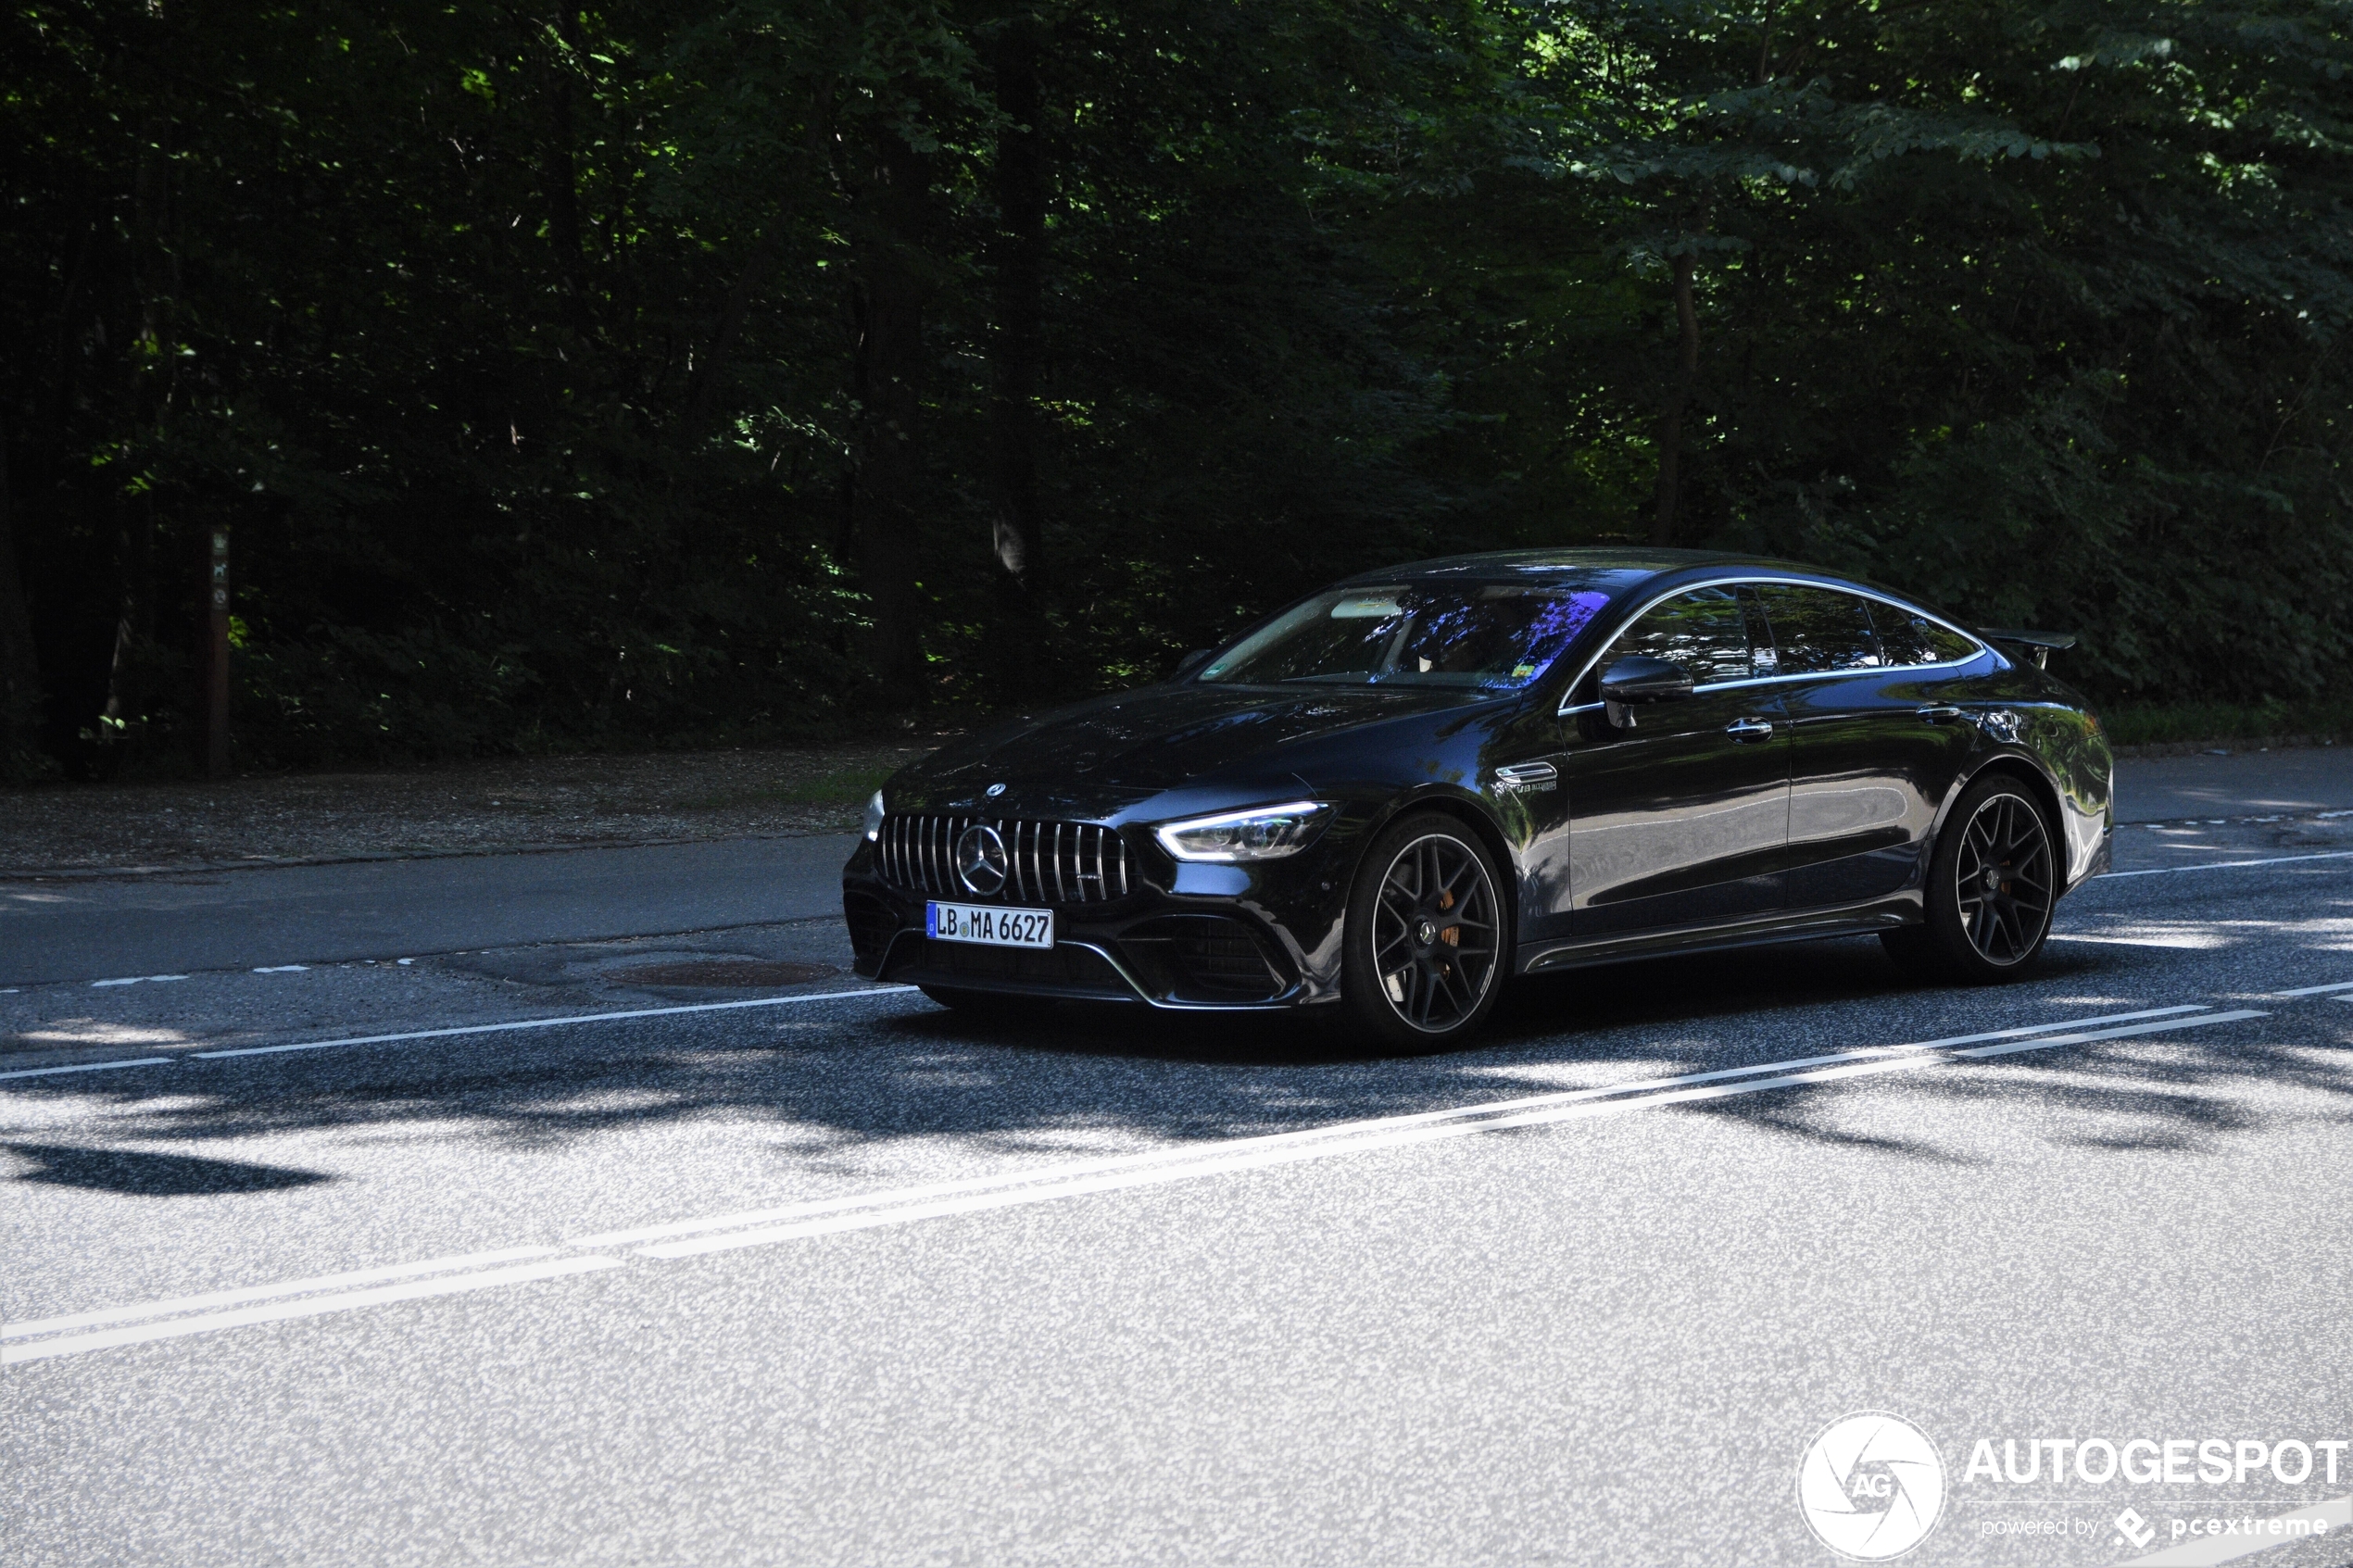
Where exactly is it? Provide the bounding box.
[2,0,2347,773]
[2104,699,2353,747]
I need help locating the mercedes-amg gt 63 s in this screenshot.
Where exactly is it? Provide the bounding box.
[842,548,2113,1047]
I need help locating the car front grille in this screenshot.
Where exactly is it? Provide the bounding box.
[878,815,1131,905]
[1171,926,1278,997]
[1121,914,1287,1002]
[843,891,899,967]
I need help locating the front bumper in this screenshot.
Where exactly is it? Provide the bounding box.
[841,832,1350,1010]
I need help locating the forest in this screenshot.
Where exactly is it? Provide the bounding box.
[3,0,2347,779]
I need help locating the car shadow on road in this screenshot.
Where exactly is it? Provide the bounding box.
[2,1140,335,1196]
[6,932,2348,1182]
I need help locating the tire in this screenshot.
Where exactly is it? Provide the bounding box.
[1882,773,2057,984]
[1339,812,1510,1050]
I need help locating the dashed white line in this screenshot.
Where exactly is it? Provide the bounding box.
[88,974,188,988]
[625,1008,2261,1260]
[0,1057,171,1083]
[570,1005,2217,1249]
[3,1246,564,1338]
[251,965,309,974]
[1,1256,622,1364]
[643,1010,2271,1260]
[2101,849,2353,878]
[2,999,2288,1361]
[189,985,923,1060]
[2273,980,2353,997]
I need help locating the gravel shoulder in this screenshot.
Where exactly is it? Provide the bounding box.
[0,737,953,877]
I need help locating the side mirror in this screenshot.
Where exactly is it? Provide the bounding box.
[1598,655,1695,703]
[1174,648,1213,679]
[1596,655,1693,729]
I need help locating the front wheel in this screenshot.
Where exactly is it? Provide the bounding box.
[1883,774,2057,983]
[1339,813,1509,1050]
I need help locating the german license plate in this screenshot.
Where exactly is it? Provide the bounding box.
[925,901,1055,949]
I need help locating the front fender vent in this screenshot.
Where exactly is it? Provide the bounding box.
[878,815,1130,905]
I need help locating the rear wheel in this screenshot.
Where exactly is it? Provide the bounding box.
[1339,813,1508,1050]
[1883,774,2057,983]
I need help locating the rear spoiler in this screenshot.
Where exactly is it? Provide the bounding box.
[1979,628,2077,670]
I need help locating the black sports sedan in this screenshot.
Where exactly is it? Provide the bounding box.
[841,548,2113,1047]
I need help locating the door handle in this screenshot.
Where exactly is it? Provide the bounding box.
[1917,706,1967,724]
[1724,717,1775,742]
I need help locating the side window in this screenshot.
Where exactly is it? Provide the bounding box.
[1870,606,1980,667]
[1609,587,1756,685]
[1755,585,1881,675]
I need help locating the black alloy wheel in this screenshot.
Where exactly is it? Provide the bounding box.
[1340,813,1507,1048]
[1883,774,2057,983]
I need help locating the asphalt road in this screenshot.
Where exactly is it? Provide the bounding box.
[5,749,2348,990]
[2120,746,2352,821]
[4,752,2350,1567]
[0,834,861,988]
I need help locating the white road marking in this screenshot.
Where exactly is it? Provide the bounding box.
[630,1010,2264,1260]
[568,1005,2215,1249]
[1950,1010,2267,1057]
[189,985,923,1060]
[2,1246,563,1338]
[2101,849,2353,878]
[4,1001,2284,1361]
[0,1057,171,1083]
[639,1006,2259,1260]
[1,1256,622,1364]
[2273,980,2353,997]
[89,974,189,987]
[251,965,309,973]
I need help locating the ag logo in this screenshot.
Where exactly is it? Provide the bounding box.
[1796,1411,1944,1561]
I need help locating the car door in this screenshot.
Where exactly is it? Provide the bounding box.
[1559,585,1793,936]
[1755,583,1985,909]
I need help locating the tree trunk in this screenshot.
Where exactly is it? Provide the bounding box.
[543,10,591,337]
[102,116,176,757]
[848,130,932,705]
[984,16,1050,696]
[1652,248,1700,546]
[0,425,44,775]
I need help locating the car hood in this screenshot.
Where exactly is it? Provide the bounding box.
[893,683,1506,808]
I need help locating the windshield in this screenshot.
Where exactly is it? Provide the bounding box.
[1198,583,1616,691]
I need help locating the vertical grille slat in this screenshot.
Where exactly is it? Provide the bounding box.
[876,814,1128,906]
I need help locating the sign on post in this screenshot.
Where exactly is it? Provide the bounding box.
[206,527,230,777]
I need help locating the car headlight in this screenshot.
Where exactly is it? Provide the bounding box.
[862,789,886,842]
[1153,800,1330,862]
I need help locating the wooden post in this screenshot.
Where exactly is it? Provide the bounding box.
[206,526,230,777]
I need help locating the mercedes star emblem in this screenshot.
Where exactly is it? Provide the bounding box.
[955,823,1010,896]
